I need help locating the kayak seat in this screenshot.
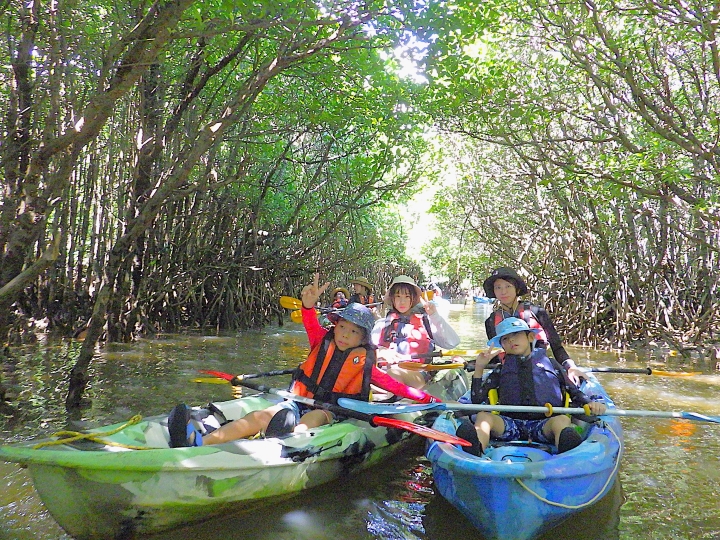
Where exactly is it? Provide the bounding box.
[497,440,553,454]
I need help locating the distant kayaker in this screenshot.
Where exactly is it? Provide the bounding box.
[348,276,374,305]
[348,276,380,319]
[372,275,460,389]
[481,267,586,385]
[169,273,441,447]
[326,287,349,324]
[456,317,607,456]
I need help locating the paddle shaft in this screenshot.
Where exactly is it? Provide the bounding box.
[336,398,720,424]
[400,360,695,377]
[411,349,486,359]
[199,370,471,445]
[201,368,295,382]
[281,296,381,313]
[288,302,383,323]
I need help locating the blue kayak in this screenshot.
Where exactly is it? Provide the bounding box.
[426,373,623,540]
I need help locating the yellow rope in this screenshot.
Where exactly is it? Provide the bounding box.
[515,422,623,509]
[33,415,151,450]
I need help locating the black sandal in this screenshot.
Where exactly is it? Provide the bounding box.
[265,409,297,438]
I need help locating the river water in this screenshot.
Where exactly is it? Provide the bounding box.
[1,303,719,540]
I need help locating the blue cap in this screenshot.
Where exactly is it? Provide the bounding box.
[487,317,540,349]
[337,303,375,340]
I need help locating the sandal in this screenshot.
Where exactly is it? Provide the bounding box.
[265,408,297,438]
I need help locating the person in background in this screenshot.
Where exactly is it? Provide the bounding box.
[349,277,374,304]
[478,267,585,385]
[456,317,606,456]
[349,276,380,319]
[169,274,441,447]
[372,275,460,389]
[327,287,349,324]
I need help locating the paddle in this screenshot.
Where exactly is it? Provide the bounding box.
[411,349,488,358]
[282,296,383,324]
[398,360,698,378]
[337,398,720,424]
[399,361,469,371]
[199,370,470,446]
[198,368,295,383]
[279,296,303,310]
[587,367,700,377]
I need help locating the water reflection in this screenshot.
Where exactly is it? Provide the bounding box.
[0,302,719,539]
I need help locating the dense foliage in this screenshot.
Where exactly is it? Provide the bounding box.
[418,0,720,351]
[1,0,718,405]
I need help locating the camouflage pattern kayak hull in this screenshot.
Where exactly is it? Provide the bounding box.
[0,368,468,540]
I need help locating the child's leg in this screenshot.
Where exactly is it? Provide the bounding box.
[386,365,426,389]
[203,405,282,444]
[543,415,572,446]
[473,412,506,450]
[294,409,334,432]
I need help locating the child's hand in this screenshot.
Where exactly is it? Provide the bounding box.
[420,295,437,316]
[472,349,496,378]
[301,273,330,309]
[587,401,607,415]
[566,366,587,386]
[375,347,401,365]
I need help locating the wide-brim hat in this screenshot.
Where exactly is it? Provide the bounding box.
[332,287,350,298]
[385,275,423,305]
[350,277,373,291]
[483,267,528,298]
[487,317,540,349]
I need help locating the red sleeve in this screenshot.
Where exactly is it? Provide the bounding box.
[369,366,440,403]
[302,307,327,350]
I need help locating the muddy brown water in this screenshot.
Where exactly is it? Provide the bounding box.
[1,303,719,539]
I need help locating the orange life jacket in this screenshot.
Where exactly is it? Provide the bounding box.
[354,294,375,305]
[290,335,373,403]
[378,311,434,357]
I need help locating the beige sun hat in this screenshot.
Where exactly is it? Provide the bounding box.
[332,287,350,299]
[385,275,423,305]
[350,277,373,291]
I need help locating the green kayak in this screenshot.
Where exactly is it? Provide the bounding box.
[0,368,468,540]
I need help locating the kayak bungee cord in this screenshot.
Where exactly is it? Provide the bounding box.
[32,414,150,450]
[514,421,623,509]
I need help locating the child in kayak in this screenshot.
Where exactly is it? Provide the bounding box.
[349,277,374,306]
[481,267,585,384]
[327,287,349,324]
[169,274,441,447]
[372,275,460,389]
[457,317,606,456]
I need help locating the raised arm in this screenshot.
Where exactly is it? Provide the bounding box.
[370,365,440,403]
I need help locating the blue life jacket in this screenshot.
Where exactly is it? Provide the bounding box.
[496,348,566,418]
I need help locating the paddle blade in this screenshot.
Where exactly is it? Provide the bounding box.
[279,296,303,310]
[290,310,303,323]
[191,377,231,384]
[199,369,236,382]
[371,416,471,446]
[651,370,701,377]
[398,361,466,371]
[338,398,442,415]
